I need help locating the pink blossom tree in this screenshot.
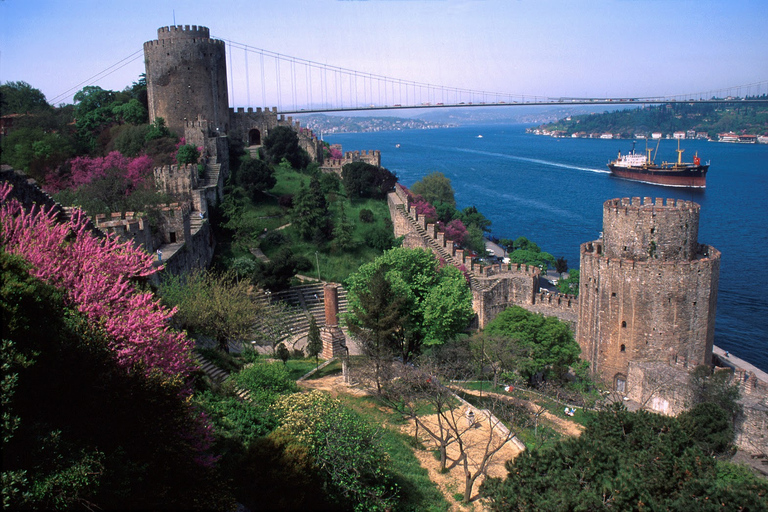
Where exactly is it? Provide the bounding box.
[442,218,468,246]
[0,182,219,464]
[55,151,155,192]
[0,182,194,378]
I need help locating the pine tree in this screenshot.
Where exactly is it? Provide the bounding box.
[306,315,323,366]
[348,266,407,393]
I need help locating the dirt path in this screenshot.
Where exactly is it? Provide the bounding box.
[298,376,527,510]
[457,387,584,438]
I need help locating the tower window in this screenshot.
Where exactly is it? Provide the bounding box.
[621,321,627,328]
[611,292,616,297]
[620,344,626,352]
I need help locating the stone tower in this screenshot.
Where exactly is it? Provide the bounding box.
[143,25,229,138]
[577,197,721,391]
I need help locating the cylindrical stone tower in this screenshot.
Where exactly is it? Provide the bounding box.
[143,25,229,138]
[577,197,720,391]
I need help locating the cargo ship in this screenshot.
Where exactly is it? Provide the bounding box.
[607,139,709,188]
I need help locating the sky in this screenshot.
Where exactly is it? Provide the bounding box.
[1,0,767,110]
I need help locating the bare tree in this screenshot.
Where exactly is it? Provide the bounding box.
[448,397,520,503]
[381,362,520,502]
[380,363,459,471]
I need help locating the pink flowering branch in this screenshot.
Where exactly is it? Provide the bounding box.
[0,182,219,465]
[0,183,193,378]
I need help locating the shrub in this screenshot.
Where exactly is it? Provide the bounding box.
[359,208,374,223]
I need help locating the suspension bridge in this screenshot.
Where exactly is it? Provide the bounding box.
[50,36,768,114]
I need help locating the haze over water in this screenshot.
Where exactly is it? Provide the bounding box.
[328,124,768,372]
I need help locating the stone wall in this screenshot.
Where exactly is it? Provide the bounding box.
[94,211,154,252]
[320,150,382,174]
[228,107,323,163]
[0,167,103,238]
[159,220,215,277]
[388,183,575,329]
[603,197,700,261]
[154,163,199,199]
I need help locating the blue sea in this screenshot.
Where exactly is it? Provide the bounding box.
[327,124,768,372]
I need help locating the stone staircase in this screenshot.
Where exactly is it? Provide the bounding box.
[251,283,350,351]
[197,355,250,400]
[200,161,221,189]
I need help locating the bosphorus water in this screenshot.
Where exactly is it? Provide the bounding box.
[327,124,768,372]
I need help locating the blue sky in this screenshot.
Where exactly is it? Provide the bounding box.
[1,0,767,108]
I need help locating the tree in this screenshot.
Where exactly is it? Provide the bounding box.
[272,391,399,511]
[1,183,195,379]
[0,81,51,114]
[689,365,742,421]
[483,306,580,384]
[159,269,258,353]
[237,157,276,199]
[380,363,518,503]
[0,190,228,508]
[253,247,311,292]
[678,402,734,456]
[556,269,580,296]
[341,161,397,199]
[290,178,330,241]
[554,256,568,275]
[410,171,456,206]
[331,202,355,252]
[263,125,310,169]
[481,404,768,511]
[459,205,491,233]
[348,266,408,393]
[508,248,555,271]
[306,315,323,365]
[276,343,290,364]
[346,248,474,362]
[176,143,200,165]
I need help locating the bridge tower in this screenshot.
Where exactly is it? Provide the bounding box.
[577,197,720,392]
[143,25,229,138]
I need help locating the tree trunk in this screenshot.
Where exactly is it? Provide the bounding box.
[463,474,474,503]
[439,446,447,472]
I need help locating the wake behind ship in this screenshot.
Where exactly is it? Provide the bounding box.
[608,139,709,188]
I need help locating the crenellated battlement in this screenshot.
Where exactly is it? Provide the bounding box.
[321,149,382,174]
[157,25,210,39]
[604,196,699,214]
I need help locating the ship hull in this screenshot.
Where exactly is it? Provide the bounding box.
[608,164,708,188]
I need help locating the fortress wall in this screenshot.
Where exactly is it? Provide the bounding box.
[153,163,198,199]
[158,202,191,244]
[229,108,323,163]
[578,240,720,387]
[473,271,538,328]
[160,220,215,277]
[94,212,154,253]
[0,167,104,238]
[321,150,382,174]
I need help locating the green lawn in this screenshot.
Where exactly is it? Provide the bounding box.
[216,163,396,282]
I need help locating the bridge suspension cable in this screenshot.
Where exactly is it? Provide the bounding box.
[49,49,145,105]
[217,36,547,112]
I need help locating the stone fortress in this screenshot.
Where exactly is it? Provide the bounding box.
[578,197,720,399]
[3,22,762,457]
[136,25,327,273]
[391,185,766,456]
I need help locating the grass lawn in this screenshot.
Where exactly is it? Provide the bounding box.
[216,162,396,282]
[284,358,325,380]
